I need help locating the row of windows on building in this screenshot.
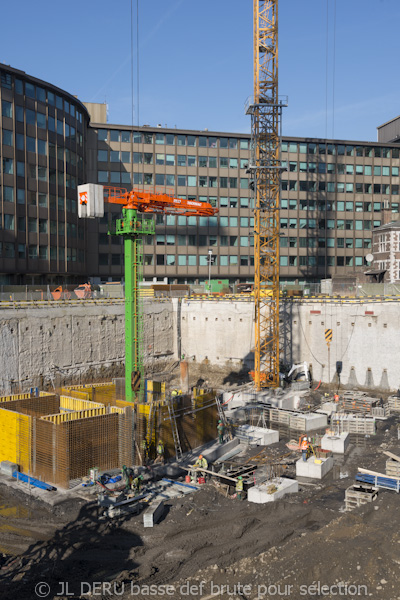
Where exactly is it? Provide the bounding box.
[95,253,254,268]
[280,218,381,230]
[97,150,249,169]
[0,242,83,261]
[1,133,81,168]
[281,199,399,212]
[280,255,367,267]
[98,129,250,149]
[280,237,372,249]
[0,214,80,237]
[1,101,83,143]
[99,232,373,251]
[281,180,399,195]
[0,189,78,213]
[97,170,249,188]
[1,159,78,189]
[282,141,399,158]
[0,73,84,123]
[282,161,400,176]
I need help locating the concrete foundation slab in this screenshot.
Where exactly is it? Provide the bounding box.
[248,477,299,503]
[296,456,334,479]
[321,432,350,454]
[236,425,279,446]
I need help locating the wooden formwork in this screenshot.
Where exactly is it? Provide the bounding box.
[345,484,378,511]
[268,408,310,431]
[269,408,291,426]
[386,459,400,478]
[388,397,400,413]
[33,410,133,487]
[331,415,376,435]
[0,392,134,487]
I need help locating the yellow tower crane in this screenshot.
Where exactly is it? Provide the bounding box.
[247,0,287,389]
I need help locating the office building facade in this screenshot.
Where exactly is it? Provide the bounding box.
[1,63,400,285]
[0,63,88,284]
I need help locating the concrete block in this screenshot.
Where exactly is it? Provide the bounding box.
[296,456,334,479]
[236,425,279,446]
[278,394,302,410]
[248,478,299,503]
[317,401,338,416]
[202,438,239,462]
[0,461,19,476]
[143,500,165,527]
[302,413,328,432]
[321,432,350,454]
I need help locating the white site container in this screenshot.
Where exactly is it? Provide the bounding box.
[78,184,104,218]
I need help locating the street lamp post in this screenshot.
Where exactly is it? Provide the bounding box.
[207,249,213,294]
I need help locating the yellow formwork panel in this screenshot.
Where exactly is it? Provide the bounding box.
[0,408,18,464]
[110,406,125,415]
[65,382,114,390]
[0,408,31,472]
[59,388,90,401]
[0,393,31,403]
[17,413,31,473]
[116,399,135,409]
[59,395,103,412]
[41,407,106,424]
[0,391,53,404]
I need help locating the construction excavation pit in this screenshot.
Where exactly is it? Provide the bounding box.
[3,0,400,598]
[1,378,400,600]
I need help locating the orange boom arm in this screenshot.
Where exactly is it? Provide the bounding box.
[104,187,218,217]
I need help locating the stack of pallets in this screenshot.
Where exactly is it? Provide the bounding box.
[345,484,378,511]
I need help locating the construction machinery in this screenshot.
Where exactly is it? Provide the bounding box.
[77,184,218,402]
[247,0,287,390]
[74,282,93,299]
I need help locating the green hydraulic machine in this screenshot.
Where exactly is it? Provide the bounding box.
[78,183,218,403]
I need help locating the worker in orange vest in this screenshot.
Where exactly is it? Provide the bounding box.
[301,436,309,462]
[334,393,339,402]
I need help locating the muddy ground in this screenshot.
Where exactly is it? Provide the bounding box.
[1,412,400,600]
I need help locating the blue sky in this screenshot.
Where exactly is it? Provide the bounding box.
[2,0,400,142]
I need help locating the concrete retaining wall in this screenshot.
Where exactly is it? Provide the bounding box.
[0,301,175,393]
[1,298,399,393]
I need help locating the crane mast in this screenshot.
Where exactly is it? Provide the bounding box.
[247,0,286,389]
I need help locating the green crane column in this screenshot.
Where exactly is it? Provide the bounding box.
[113,207,154,403]
[124,233,140,402]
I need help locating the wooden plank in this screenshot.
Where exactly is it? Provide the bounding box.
[383,450,400,463]
[183,466,241,483]
[358,467,400,481]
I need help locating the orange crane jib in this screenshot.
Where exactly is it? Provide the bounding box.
[104,187,218,217]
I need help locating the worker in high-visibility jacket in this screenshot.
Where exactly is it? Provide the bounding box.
[192,454,208,480]
[301,436,309,462]
[154,440,165,464]
[236,476,244,500]
[132,474,144,495]
[141,438,149,465]
[217,419,225,444]
[122,465,134,490]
